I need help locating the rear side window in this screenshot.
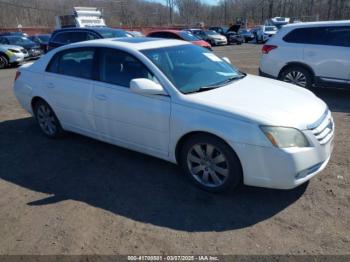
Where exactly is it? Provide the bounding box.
[46,48,95,79]
[283,26,350,47]
[98,48,154,87]
[51,32,90,44]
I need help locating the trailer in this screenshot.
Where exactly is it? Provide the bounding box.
[56,7,106,28]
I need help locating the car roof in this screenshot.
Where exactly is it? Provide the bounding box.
[52,27,124,34]
[58,37,190,51]
[283,20,350,28]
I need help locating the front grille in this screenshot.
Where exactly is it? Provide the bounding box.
[308,110,334,145]
[20,48,27,54]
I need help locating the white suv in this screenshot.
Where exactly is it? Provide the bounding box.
[259,20,350,89]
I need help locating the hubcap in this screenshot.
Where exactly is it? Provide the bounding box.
[36,104,57,135]
[283,71,307,87]
[187,143,229,188]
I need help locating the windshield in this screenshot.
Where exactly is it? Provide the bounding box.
[7,36,34,45]
[206,30,219,36]
[179,31,200,41]
[265,26,277,31]
[95,29,129,38]
[142,45,242,94]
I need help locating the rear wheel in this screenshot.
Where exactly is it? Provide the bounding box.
[34,100,64,138]
[0,55,8,69]
[180,134,242,192]
[279,66,313,89]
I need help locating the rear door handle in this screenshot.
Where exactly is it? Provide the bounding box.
[47,82,55,89]
[95,94,107,101]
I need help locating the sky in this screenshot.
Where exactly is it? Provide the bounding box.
[148,0,219,6]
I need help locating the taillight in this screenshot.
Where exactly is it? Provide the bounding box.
[15,71,21,81]
[262,45,277,54]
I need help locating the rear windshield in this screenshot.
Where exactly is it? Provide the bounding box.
[265,26,277,31]
[179,31,200,41]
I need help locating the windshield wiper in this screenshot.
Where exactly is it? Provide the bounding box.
[205,73,246,88]
[185,73,247,94]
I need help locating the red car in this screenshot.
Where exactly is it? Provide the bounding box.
[147,30,212,50]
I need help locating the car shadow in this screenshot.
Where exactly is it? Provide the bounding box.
[313,87,350,113]
[0,117,307,232]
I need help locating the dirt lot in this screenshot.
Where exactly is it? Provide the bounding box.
[0,44,349,255]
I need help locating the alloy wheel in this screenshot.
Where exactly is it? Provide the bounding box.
[36,104,57,136]
[187,143,229,188]
[283,71,307,87]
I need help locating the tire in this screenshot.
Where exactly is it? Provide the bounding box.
[279,66,314,89]
[0,55,9,69]
[180,134,242,192]
[34,99,64,138]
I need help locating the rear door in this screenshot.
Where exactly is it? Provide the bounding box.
[44,47,97,134]
[303,26,350,86]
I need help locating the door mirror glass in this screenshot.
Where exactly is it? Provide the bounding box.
[130,78,167,95]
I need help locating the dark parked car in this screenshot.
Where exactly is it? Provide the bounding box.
[0,35,42,59]
[209,25,243,44]
[48,27,130,51]
[238,29,255,43]
[28,34,51,53]
[0,31,29,37]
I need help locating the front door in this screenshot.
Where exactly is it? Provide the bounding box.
[93,48,171,157]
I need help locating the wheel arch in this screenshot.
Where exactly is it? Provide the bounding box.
[0,51,9,60]
[278,62,315,80]
[174,131,243,171]
[31,96,47,112]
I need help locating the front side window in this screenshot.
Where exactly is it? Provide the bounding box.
[326,26,350,47]
[142,44,243,94]
[98,48,154,87]
[47,48,95,79]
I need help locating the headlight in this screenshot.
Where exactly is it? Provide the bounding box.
[8,49,20,53]
[260,126,310,148]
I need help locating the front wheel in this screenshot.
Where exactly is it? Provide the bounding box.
[34,100,64,138]
[180,134,242,192]
[279,66,313,89]
[0,55,9,69]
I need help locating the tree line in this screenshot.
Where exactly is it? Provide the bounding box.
[0,0,349,29]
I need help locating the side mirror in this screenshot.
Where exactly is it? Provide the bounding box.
[222,57,231,64]
[130,78,167,96]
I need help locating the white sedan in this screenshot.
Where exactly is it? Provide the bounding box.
[13,38,334,192]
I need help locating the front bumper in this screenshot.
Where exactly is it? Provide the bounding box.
[229,127,334,190]
[8,52,25,64]
[213,39,227,45]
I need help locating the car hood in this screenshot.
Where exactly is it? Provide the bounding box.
[184,75,327,129]
[1,44,24,50]
[20,43,39,50]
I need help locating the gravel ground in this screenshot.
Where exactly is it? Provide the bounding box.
[0,44,349,255]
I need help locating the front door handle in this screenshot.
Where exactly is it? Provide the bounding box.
[95,94,107,101]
